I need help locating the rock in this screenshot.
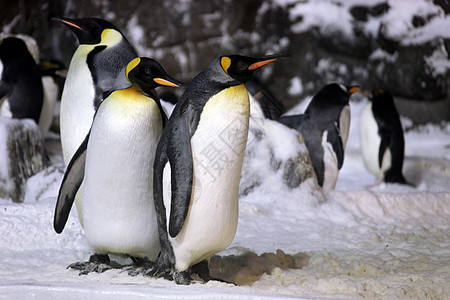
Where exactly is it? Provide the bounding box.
[0,118,48,202]
[240,113,316,196]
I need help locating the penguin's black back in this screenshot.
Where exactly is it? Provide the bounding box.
[0,37,43,123]
[371,91,407,184]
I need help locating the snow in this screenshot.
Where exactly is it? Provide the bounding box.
[0,93,449,299]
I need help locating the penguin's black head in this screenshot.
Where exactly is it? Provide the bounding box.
[370,89,395,105]
[55,17,121,45]
[0,37,30,60]
[126,57,182,96]
[219,54,287,83]
[316,83,360,105]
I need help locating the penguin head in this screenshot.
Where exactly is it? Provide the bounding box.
[126,57,182,96]
[0,37,30,61]
[55,17,123,46]
[370,89,395,106]
[316,83,360,105]
[219,54,287,83]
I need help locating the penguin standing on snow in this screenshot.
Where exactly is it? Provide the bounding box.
[278,83,359,190]
[55,17,137,225]
[54,57,181,274]
[360,89,409,185]
[0,37,43,124]
[152,54,285,284]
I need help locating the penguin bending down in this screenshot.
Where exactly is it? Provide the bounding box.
[360,89,409,185]
[56,17,137,226]
[278,83,359,190]
[53,57,181,274]
[0,37,43,124]
[152,54,285,284]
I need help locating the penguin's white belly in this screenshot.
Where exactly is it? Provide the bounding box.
[360,103,391,179]
[321,130,339,190]
[170,84,250,271]
[60,46,97,166]
[82,94,162,260]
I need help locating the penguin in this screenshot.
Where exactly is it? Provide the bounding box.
[54,57,181,274]
[0,37,44,124]
[56,17,137,226]
[360,89,409,185]
[38,60,66,136]
[152,54,285,284]
[278,83,359,190]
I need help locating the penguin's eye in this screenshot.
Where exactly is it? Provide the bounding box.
[236,61,247,71]
[144,68,153,77]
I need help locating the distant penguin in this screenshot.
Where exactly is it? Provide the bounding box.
[38,60,66,136]
[278,83,359,190]
[153,54,285,284]
[360,89,409,185]
[0,37,43,124]
[245,78,284,120]
[56,17,137,226]
[54,57,181,273]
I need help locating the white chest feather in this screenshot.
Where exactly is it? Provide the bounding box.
[82,90,162,259]
[360,102,391,178]
[170,84,250,271]
[60,45,97,166]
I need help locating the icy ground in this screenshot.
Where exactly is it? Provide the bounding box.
[0,98,449,300]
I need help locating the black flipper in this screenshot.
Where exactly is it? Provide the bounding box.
[378,132,390,169]
[167,115,194,238]
[327,125,345,170]
[53,132,89,233]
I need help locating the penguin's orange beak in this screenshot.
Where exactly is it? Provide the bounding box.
[58,19,84,31]
[349,86,360,94]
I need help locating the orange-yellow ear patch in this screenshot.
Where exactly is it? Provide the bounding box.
[126,57,141,81]
[221,56,231,74]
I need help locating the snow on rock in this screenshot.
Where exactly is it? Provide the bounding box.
[0,118,48,202]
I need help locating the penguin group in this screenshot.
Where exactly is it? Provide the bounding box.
[35,17,410,284]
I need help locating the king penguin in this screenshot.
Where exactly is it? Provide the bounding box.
[0,37,43,124]
[56,17,137,226]
[360,89,409,185]
[54,57,181,274]
[278,83,359,190]
[152,54,285,284]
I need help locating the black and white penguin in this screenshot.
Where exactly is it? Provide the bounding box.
[360,89,409,185]
[38,60,66,136]
[56,17,137,225]
[54,57,181,273]
[0,37,43,124]
[152,54,285,284]
[278,83,359,190]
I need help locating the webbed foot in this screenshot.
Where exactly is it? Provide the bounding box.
[68,254,111,275]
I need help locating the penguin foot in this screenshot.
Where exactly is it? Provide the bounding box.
[173,270,193,285]
[67,261,112,275]
[123,257,157,277]
[67,254,112,275]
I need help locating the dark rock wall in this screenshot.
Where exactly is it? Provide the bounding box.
[1,0,449,122]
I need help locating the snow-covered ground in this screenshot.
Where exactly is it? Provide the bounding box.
[0,96,449,299]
